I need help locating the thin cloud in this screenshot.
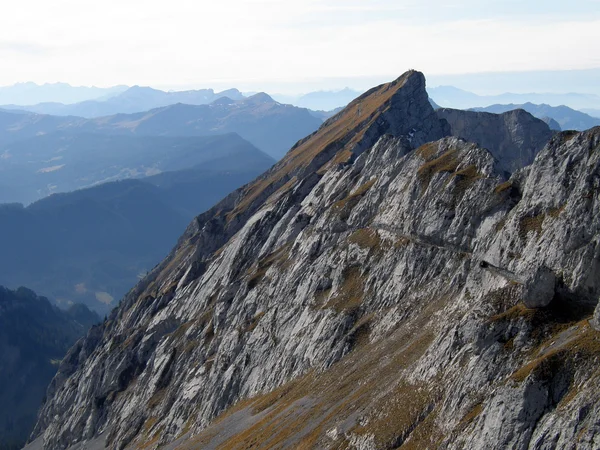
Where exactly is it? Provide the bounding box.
[0,41,48,55]
[0,0,598,87]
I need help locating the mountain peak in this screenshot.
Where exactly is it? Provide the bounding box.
[245,92,275,104]
[224,70,447,222]
[121,85,162,96]
[287,69,439,164]
[211,96,235,106]
[217,88,243,97]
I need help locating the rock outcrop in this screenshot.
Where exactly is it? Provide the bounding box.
[28,71,600,450]
[541,116,562,131]
[522,265,556,308]
[437,107,556,173]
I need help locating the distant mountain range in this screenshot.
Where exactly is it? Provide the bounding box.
[0,128,274,313]
[273,88,362,111]
[0,82,127,105]
[470,103,600,131]
[426,86,600,131]
[0,94,319,315]
[426,68,600,99]
[4,80,599,122]
[0,94,322,160]
[581,108,600,118]
[0,82,353,120]
[0,86,245,118]
[0,132,273,204]
[0,285,98,450]
[428,85,600,111]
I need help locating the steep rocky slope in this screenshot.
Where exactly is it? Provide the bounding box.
[437,108,555,173]
[29,71,600,450]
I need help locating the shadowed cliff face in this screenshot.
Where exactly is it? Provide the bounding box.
[29,71,600,450]
[0,287,98,450]
[437,107,556,174]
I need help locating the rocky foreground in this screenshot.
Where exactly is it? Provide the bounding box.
[29,71,600,449]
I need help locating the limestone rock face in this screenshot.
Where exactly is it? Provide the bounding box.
[522,266,556,308]
[437,107,556,173]
[29,72,600,450]
[592,302,600,331]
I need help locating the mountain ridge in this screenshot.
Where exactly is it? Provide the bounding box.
[0,97,322,161]
[437,107,556,173]
[0,86,244,117]
[0,142,273,313]
[0,132,273,204]
[428,85,600,111]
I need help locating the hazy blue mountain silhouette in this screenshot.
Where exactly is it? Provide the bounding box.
[0,86,244,118]
[0,82,127,105]
[0,132,273,204]
[0,161,270,315]
[273,87,361,111]
[71,94,322,159]
[581,108,600,118]
[428,85,600,111]
[0,95,321,160]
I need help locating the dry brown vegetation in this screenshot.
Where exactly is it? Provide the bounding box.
[325,266,366,313]
[451,164,483,199]
[333,178,378,219]
[510,322,600,383]
[348,228,381,251]
[548,203,567,218]
[417,149,459,192]
[415,141,438,160]
[459,403,483,427]
[353,381,435,448]
[495,215,509,232]
[518,212,545,239]
[488,303,535,323]
[561,130,579,143]
[246,243,292,290]
[177,298,444,450]
[494,180,513,194]
[415,141,484,202]
[486,291,599,386]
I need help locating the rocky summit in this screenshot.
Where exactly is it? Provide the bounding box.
[29,71,600,450]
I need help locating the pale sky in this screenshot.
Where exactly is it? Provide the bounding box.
[1,0,599,92]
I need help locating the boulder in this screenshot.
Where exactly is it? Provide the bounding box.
[522,265,556,308]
